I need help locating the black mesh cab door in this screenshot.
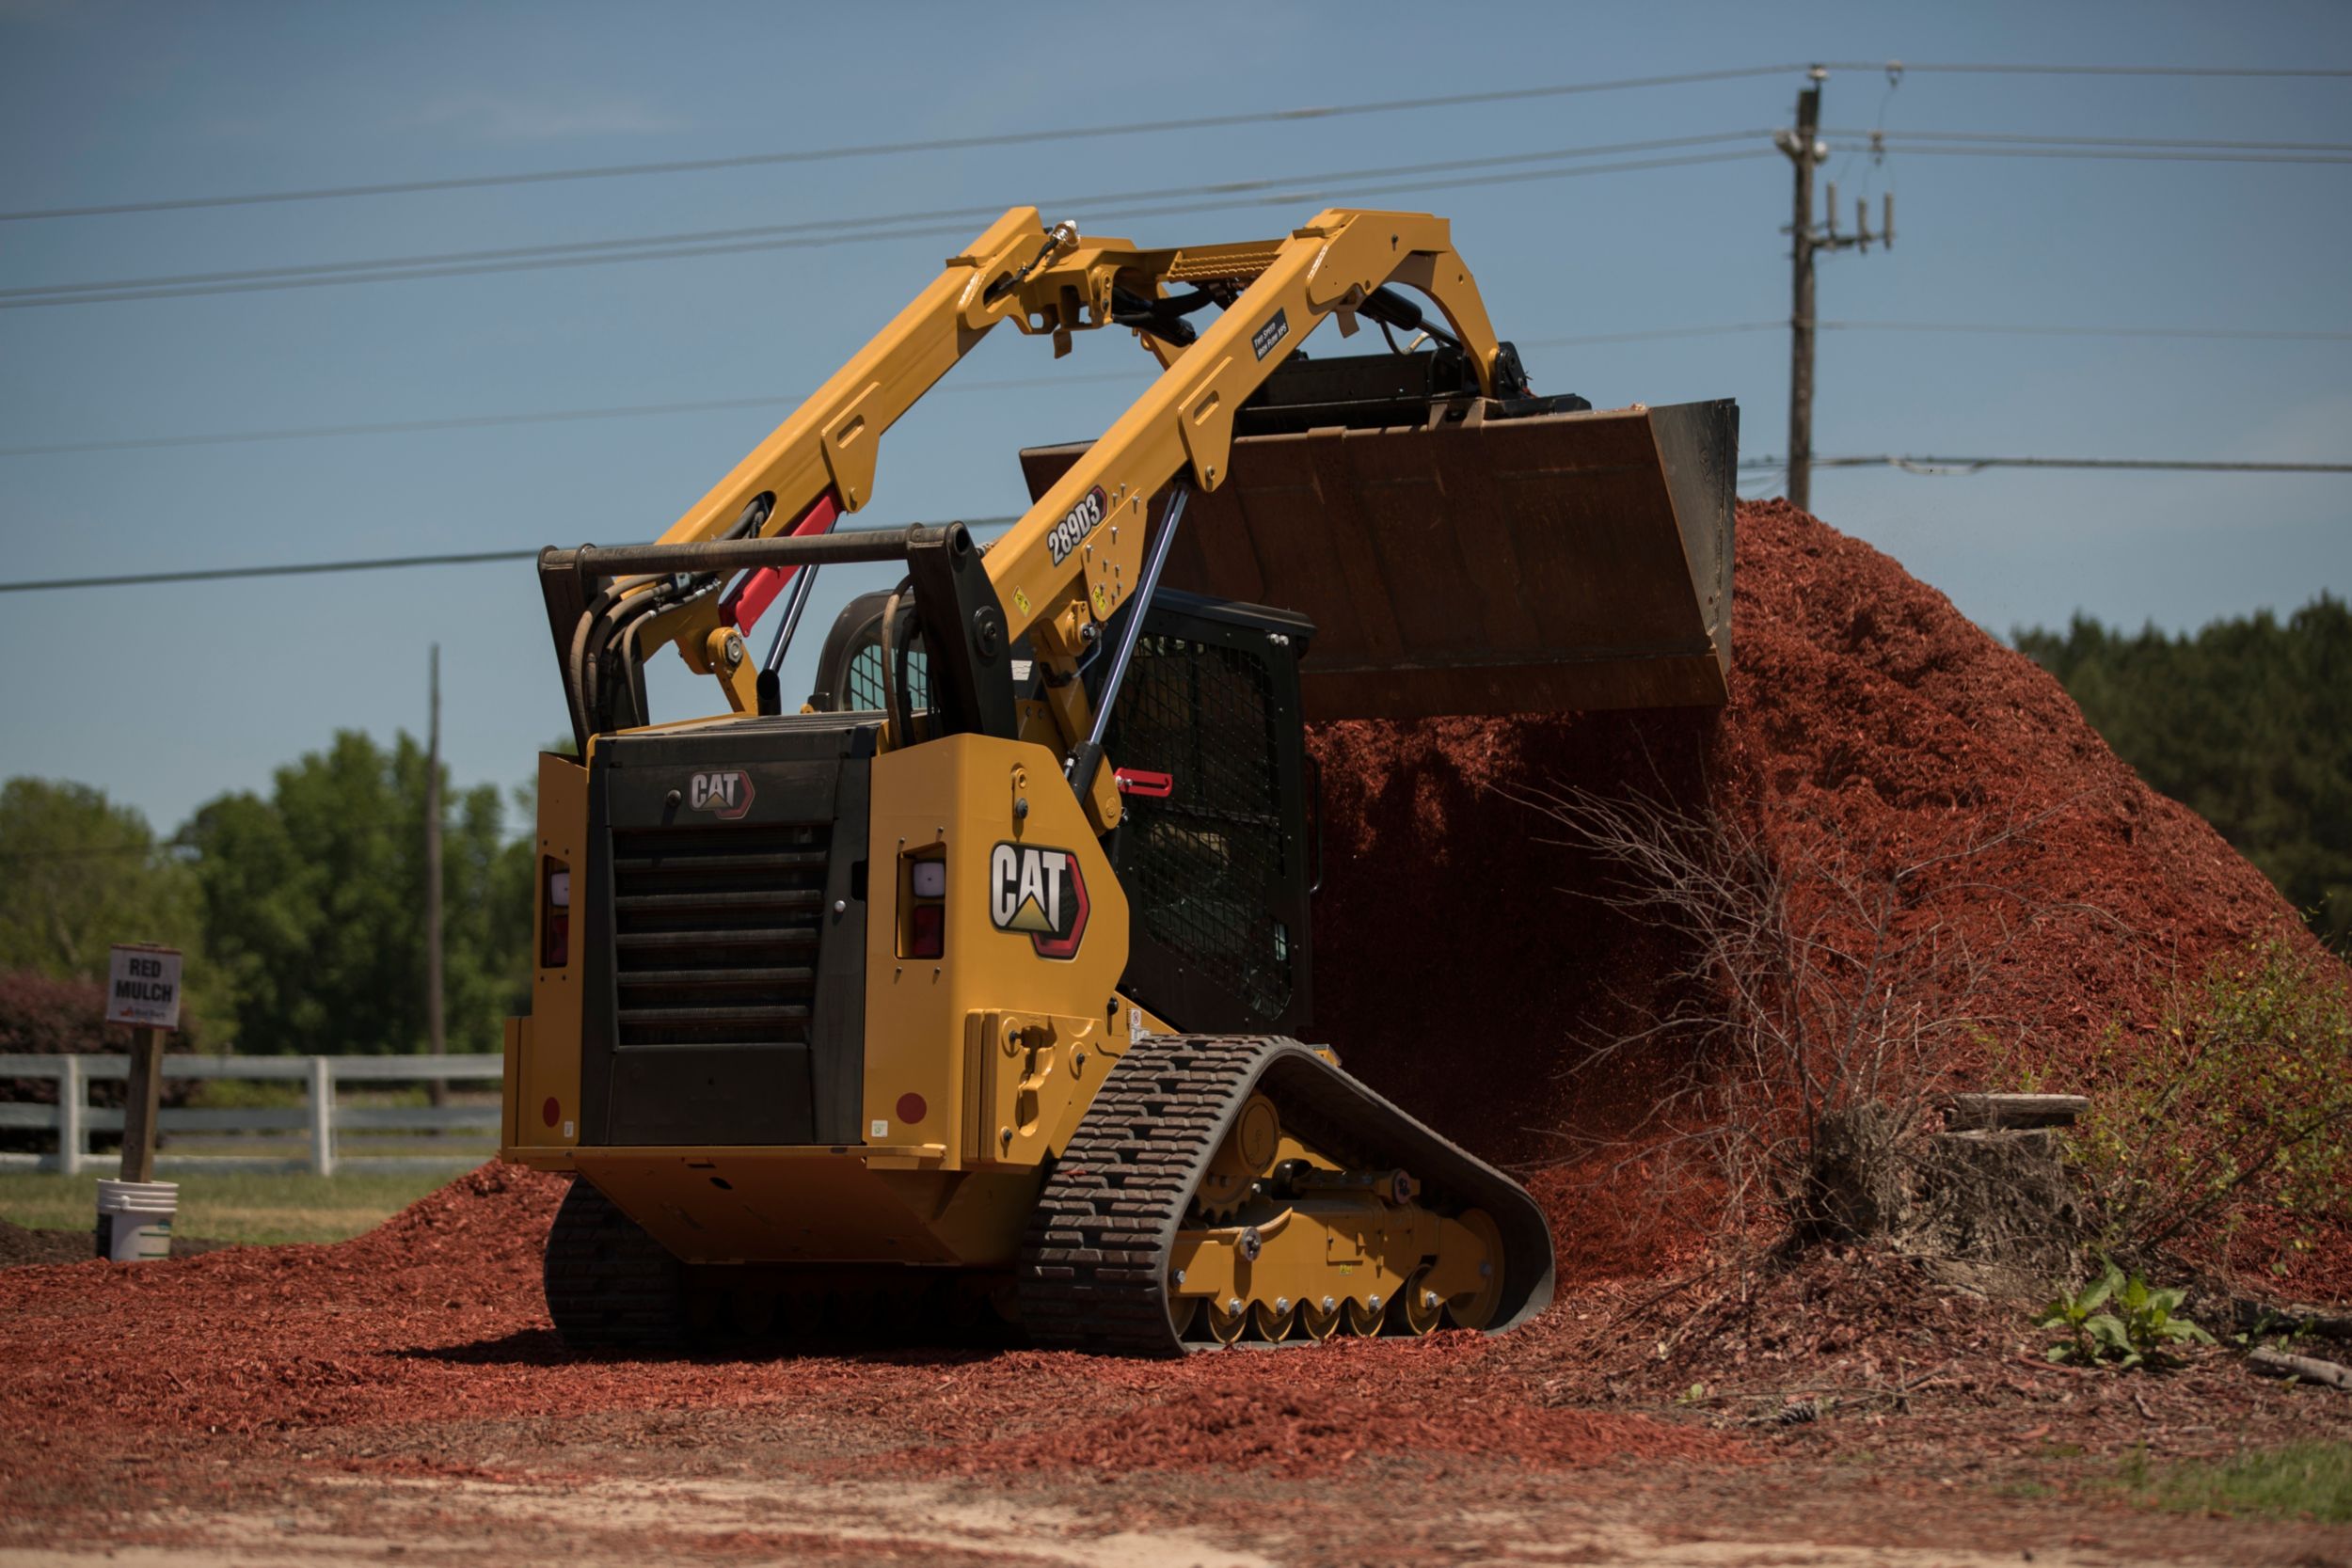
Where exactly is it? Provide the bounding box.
[1095,590,1316,1037]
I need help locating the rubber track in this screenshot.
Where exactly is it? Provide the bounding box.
[543,1178,690,1347]
[1017,1035,1556,1356]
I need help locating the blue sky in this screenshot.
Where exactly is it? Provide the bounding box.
[2,0,2346,835]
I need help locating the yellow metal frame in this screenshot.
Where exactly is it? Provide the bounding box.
[627,205,1507,825]
[501,209,1520,1306]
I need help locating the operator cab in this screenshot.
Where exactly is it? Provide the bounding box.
[805,584,1318,1040]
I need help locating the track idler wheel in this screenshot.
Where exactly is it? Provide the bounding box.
[1444,1208,1508,1330]
[1194,1094,1283,1220]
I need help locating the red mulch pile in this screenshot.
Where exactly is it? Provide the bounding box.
[2,500,2343,1506]
[1311,500,2318,1144]
[1307,499,2340,1277]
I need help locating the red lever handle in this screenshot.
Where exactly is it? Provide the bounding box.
[720,491,842,631]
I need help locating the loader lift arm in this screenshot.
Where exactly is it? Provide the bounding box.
[542,205,1522,831]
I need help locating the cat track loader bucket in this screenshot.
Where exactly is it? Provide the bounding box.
[1022,397,1738,721]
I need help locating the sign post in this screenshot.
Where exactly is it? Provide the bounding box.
[104,944,182,1185]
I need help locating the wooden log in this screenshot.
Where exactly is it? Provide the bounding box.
[117,1026,165,1184]
[2249,1347,2352,1391]
[2233,1298,2352,1343]
[1942,1093,2090,1132]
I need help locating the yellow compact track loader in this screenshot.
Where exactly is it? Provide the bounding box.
[501,207,1736,1354]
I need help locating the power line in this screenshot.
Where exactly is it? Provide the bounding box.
[13,131,2333,312]
[13,129,2344,314]
[0,518,1022,595]
[9,318,2344,459]
[8,60,2344,225]
[0,136,1772,309]
[0,65,1804,223]
[0,373,1152,458]
[1826,127,2352,165]
[1524,321,1785,346]
[1858,142,2352,166]
[1740,454,2352,475]
[1819,60,2352,78]
[0,147,1777,309]
[6,547,540,594]
[1841,129,2352,154]
[10,452,2349,595]
[1820,320,2352,342]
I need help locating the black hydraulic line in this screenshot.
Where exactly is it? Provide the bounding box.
[1359,286,1463,352]
[1064,484,1188,806]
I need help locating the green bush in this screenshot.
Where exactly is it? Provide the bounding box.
[2072,939,2351,1257]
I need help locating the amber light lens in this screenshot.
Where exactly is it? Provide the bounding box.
[908,902,944,959]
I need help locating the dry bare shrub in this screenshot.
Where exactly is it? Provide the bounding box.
[1511,780,2093,1271]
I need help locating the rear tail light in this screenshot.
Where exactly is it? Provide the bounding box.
[541,859,571,969]
[908,902,944,959]
[901,852,946,958]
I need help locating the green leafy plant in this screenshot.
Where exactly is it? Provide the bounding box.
[2067,940,2352,1259]
[2038,1259,2216,1369]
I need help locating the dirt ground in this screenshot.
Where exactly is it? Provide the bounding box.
[2,1351,2346,1568]
[2,1177,2345,1568]
[7,1437,2348,1568]
[8,500,2349,1563]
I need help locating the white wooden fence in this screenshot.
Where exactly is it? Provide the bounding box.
[0,1054,503,1177]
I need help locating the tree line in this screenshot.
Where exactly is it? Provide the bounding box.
[2017,592,2351,954]
[0,733,535,1054]
[6,594,2344,1054]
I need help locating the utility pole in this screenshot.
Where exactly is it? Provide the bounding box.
[1776,67,1893,513]
[425,642,446,1105]
[1779,70,1825,512]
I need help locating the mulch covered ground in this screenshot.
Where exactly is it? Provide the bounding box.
[3,501,2346,1557]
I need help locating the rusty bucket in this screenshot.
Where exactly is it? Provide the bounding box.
[1021,399,1738,721]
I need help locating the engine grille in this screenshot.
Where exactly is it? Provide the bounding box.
[608,822,831,1050]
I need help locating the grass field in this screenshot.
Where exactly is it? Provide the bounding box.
[2117,1441,2352,1524]
[0,1168,463,1244]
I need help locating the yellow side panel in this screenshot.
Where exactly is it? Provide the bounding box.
[575,1148,1045,1267]
[503,750,587,1168]
[863,735,1130,1168]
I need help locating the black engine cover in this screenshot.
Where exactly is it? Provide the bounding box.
[579,713,880,1148]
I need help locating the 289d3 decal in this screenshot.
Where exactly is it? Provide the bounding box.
[1046,485,1107,567]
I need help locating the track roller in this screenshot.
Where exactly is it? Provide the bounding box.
[1018,1034,1554,1355]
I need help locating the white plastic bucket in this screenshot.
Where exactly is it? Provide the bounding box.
[94,1179,177,1263]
